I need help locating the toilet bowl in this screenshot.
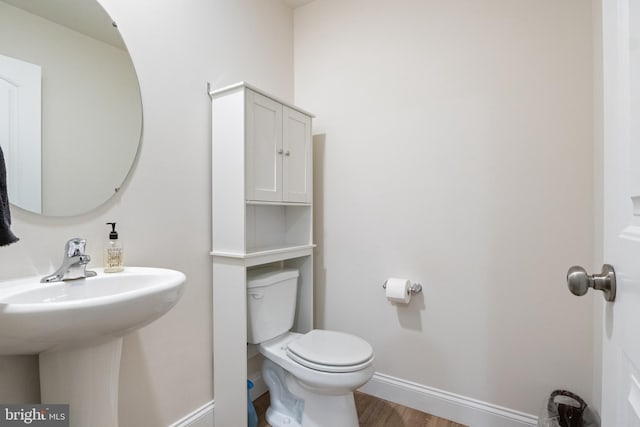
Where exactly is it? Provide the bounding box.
[247,267,375,427]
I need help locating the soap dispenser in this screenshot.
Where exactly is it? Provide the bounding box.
[104,222,124,273]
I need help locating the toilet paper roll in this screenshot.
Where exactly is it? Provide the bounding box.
[385,278,412,304]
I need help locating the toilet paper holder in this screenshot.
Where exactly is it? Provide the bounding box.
[382,280,422,295]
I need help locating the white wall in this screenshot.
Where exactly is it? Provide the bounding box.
[295,0,595,416]
[0,0,293,426]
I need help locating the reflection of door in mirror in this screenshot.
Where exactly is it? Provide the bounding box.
[0,54,42,214]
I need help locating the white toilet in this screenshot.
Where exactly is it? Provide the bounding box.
[247,267,375,427]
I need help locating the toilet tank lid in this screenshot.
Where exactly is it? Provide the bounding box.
[247,267,299,288]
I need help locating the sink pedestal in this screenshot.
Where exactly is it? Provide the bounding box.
[39,338,123,427]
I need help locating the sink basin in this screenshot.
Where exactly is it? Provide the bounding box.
[0,267,185,355]
[0,267,186,354]
[0,266,186,427]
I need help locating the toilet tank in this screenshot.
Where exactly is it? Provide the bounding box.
[246,267,299,344]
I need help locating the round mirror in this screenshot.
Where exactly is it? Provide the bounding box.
[0,0,142,216]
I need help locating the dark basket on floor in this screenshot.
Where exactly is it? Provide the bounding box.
[538,390,599,427]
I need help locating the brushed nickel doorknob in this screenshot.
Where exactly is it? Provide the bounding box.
[566,264,616,302]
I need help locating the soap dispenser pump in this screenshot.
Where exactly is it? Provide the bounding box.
[104,222,124,273]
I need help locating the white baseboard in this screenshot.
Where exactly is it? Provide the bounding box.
[168,372,538,427]
[249,371,268,401]
[359,372,538,427]
[168,400,214,427]
[167,373,266,427]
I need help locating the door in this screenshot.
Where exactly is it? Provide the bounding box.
[601,0,640,424]
[0,54,41,213]
[282,106,312,203]
[246,89,282,202]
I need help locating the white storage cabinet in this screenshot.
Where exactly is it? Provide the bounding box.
[210,82,314,427]
[246,90,312,204]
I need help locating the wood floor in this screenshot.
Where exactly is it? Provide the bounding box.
[254,391,467,427]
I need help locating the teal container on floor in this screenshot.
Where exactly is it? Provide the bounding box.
[247,380,258,427]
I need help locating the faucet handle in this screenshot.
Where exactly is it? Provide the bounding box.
[65,238,87,257]
[40,238,95,283]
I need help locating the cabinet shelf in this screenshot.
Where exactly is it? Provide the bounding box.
[246,200,312,207]
[211,244,314,266]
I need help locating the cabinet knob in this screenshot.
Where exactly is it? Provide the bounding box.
[277,149,283,155]
[284,150,291,156]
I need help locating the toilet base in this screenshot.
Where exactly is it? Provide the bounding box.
[263,358,359,427]
[292,384,359,427]
[265,406,302,427]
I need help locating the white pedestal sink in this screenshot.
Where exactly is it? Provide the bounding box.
[0,267,186,427]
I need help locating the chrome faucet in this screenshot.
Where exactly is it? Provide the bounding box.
[41,238,97,283]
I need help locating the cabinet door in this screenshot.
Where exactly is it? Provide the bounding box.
[282,106,312,203]
[246,90,282,202]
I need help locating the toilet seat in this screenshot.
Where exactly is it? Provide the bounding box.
[259,331,375,394]
[286,330,374,373]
